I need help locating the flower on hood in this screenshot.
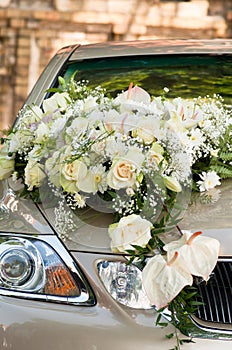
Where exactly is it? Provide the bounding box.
[164,230,220,281]
[197,171,221,192]
[0,146,15,180]
[108,214,152,253]
[142,252,193,308]
[24,160,46,191]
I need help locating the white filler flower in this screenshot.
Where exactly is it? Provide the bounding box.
[197,170,221,192]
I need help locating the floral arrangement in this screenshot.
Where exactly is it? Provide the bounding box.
[1,76,232,348]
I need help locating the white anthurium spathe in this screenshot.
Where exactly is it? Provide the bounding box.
[166,113,186,133]
[142,252,193,309]
[164,98,203,130]
[115,84,152,115]
[164,230,220,281]
[103,110,136,134]
[108,214,152,253]
[115,84,151,105]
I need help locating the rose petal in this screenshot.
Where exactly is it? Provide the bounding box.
[108,214,152,253]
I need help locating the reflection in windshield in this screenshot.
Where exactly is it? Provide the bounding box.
[65,54,232,103]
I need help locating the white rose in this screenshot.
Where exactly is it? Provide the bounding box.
[132,118,159,144]
[35,123,49,143]
[107,159,136,190]
[146,142,165,169]
[66,117,89,138]
[108,214,152,253]
[42,92,70,114]
[45,152,61,188]
[60,159,90,194]
[107,148,144,190]
[61,159,87,182]
[83,96,98,113]
[0,146,15,180]
[24,160,46,190]
[8,130,33,153]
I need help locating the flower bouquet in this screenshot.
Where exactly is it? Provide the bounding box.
[1,77,232,348]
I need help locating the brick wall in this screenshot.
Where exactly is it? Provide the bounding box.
[0,0,231,129]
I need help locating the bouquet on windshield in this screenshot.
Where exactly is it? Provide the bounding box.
[0,77,231,316]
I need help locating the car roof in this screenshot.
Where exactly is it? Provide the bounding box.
[68,39,232,60]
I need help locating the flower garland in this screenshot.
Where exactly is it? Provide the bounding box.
[1,77,232,348]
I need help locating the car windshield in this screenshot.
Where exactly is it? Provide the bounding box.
[64,54,232,103]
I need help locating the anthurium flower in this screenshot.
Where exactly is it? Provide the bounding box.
[164,230,220,281]
[116,83,151,104]
[142,252,193,308]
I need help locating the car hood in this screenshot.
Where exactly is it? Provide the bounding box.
[0,179,231,256]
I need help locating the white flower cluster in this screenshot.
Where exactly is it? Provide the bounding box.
[0,82,231,236]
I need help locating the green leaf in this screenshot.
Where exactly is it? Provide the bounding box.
[166,333,174,339]
[158,322,168,327]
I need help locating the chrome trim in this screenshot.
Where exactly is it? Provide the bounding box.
[0,234,96,306]
[190,314,232,335]
[176,257,232,340]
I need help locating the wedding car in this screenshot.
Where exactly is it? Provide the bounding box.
[0,40,232,350]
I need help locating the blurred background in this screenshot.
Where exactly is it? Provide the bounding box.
[0,0,232,129]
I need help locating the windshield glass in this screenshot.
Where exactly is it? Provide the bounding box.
[64,54,232,103]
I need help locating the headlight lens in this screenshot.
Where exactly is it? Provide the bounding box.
[0,235,95,305]
[1,248,36,285]
[0,238,44,291]
[98,260,151,309]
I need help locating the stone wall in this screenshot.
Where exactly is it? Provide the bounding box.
[0,0,231,129]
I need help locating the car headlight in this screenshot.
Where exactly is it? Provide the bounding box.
[98,260,152,309]
[0,235,95,305]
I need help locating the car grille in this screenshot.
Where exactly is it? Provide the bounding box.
[194,259,232,325]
